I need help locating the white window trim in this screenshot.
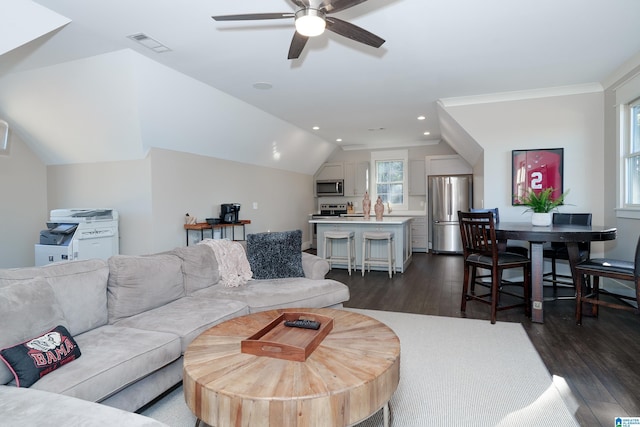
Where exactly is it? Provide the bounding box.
[370,149,409,211]
[615,71,640,216]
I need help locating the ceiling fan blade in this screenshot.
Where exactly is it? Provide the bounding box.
[212,13,294,21]
[288,0,310,8]
[326,17,385,48]
[320,0,369,14]
[288,31,309,59]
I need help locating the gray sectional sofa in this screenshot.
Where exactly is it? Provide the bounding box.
[0,243,349,423]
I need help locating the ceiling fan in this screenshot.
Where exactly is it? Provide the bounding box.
[212,0,385,59]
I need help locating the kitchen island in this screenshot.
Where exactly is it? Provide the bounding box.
[309,217,413,273]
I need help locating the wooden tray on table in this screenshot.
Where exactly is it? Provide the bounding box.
[241,311,334,362]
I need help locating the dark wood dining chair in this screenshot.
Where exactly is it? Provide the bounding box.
[458,211,531,324]
[470,208,529,257]
[575,234,640,325]
[542,213,592,298]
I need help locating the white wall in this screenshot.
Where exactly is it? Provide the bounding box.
[47,158,153,256]
[0,130,48,267]
[149,149,315,252]
[46,149,315,256]
[0,0,69,56]
[441,91,608,255]
[0,48,335,175]
[1,145,317,267]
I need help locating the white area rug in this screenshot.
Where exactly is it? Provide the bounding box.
[141,309,579,426]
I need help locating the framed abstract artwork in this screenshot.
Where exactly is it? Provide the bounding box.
[512,148,564,205]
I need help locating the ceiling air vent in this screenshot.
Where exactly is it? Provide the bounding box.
[127,33,171,53]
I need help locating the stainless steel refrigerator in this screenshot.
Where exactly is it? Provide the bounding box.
[429,174,472,254]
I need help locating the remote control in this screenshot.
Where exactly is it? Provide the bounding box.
[284,319,321,330]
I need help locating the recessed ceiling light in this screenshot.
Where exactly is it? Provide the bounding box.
[252,82,273,90]
[424,131,431,136]
[417,115,426,120]
[312,126,320,130]
[336,138,342,142]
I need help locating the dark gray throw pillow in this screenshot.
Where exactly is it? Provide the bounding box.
[0,325,81,388]
[247,230,304,280]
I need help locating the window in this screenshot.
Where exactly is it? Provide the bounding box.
[616,71,640,216]
[624,100,640,206]
[371,150,408,210]
[376,160,404,203]
[0,120,8,155]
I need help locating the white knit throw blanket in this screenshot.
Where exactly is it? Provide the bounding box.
[198,239,252,287]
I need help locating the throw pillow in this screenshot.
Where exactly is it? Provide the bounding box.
[0,277,68,386]
[246,230,304,280]
[0,325,81,388]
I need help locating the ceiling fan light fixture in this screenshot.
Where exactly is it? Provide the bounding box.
[295,9,326,37]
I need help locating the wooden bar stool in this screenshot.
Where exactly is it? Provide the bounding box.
[362,231,395,278]
[323,231,356,275]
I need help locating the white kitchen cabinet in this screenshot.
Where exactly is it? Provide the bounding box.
[425,155,472,176]
[409,159,426,195]
[344,161,369,197]
[315,162,344,180]
[410,216,427,252]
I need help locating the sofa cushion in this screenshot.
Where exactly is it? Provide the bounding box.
[169,244,220,294]
[192,278,350,313]
[1,325,81,388]
[0,386,170,427]
[246,230,304,280]
[29,325,181,403]
[0,278,68,385]
[108,254,185,323]
[0,259,109,336]
[113,297,249,353]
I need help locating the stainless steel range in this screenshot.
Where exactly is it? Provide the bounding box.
[316,203,348,218]
[311,203,348,249]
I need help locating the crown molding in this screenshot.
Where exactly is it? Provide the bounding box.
[602,52,640,91]
[439,83,603,108]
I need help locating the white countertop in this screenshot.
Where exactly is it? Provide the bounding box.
[309,211,425,218]
[309,216,414,225]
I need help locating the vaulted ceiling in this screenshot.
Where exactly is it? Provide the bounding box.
[1,0,640,174]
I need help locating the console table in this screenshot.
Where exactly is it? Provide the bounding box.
[184,220,251,245]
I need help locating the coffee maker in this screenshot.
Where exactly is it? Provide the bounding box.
[220,203,241,223]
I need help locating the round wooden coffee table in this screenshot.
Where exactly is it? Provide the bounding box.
[183,308,400,427]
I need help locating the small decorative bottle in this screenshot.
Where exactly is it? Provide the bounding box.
[363,192,371,220]
[374,196,384,221]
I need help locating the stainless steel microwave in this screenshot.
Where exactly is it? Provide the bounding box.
[316,179,344,196]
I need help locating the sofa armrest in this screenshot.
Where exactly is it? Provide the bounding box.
[0,386,170,426]
[301,252,330,279]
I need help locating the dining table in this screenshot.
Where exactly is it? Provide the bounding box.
[495,222,617,323]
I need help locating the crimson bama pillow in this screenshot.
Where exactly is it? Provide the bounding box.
[0,325,81,388]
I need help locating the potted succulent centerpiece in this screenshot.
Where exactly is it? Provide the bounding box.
[516,187,567,226]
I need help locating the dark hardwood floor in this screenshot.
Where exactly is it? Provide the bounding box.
[324,252,640,427]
